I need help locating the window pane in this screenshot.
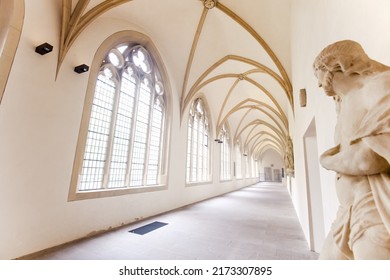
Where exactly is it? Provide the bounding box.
[146,102,163,185]
[77,43,166,193]
[79,74,115,191]
[197,118,204,181]
[191,116,198,182]
[130,82,151,186]
[108,71,136,188]
[186,99,209,183]
[236,146,242,179]
[203,131,208,181]
[220,126,231,180]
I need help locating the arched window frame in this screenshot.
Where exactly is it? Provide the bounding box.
[253,156,258,178]
[235,141,243,179]
[219,123,231,181]
[69,31,170,200]
[251,155,257,178]
[186,98,211,184]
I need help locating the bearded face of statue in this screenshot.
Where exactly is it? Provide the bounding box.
[315,68,336,96]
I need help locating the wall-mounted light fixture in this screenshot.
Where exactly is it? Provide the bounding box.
[243,153,248,157]
[74,64,89,74]
[214,139,223,143]
[299,88,307,107]
[35,43,53,55]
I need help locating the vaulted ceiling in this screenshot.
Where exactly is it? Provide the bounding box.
[60,0,293,160]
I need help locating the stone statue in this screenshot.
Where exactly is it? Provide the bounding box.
[284,136,294,176]
[313,40,390,259]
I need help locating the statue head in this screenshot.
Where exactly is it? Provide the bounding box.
[313,40,387,96]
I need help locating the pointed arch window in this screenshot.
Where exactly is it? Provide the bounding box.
[74,43,166,195]
[245,154,250,178]
[235,143,242,179]
[251,156,257,178]
[219,124,231,181]
[186,98,210,183]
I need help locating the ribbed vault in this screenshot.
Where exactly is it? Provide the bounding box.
[59,0,293,165]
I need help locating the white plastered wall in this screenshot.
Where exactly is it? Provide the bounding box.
[290,0,390,246]
[0,0,257,259]
[260,150,284,170]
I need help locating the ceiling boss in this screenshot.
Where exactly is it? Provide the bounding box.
[203,0,217,9]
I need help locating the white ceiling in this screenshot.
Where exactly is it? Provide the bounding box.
[64,0,293,159]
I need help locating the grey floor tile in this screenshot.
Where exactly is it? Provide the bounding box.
[33,183,319,260]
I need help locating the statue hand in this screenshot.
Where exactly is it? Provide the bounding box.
[320,140,390,175]
[319,145,340,170]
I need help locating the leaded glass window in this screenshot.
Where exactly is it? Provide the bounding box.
[219,124,231,180]
[235,143,242,179]
[78,44,165,191]
[186,98,210,183]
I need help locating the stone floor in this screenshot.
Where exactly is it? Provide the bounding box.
[33,183,319,260]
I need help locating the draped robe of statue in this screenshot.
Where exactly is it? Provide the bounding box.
[350,93,390,235]
[313,40,390,259]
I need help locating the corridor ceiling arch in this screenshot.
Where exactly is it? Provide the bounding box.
[58,0,293,161]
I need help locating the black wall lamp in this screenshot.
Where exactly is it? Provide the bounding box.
[35,42,53,55]
[74,64,89,74]
[214,139,223,144]
[299,88,307,107]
